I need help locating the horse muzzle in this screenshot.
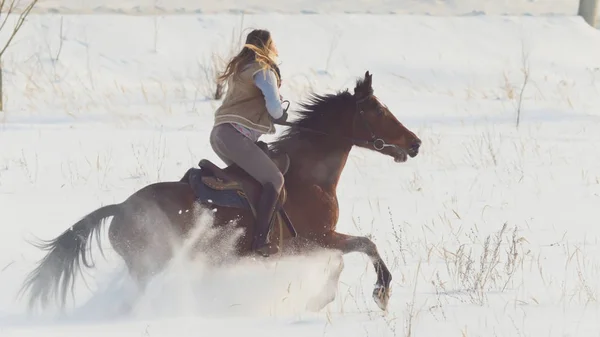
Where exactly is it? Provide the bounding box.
[407,140,421,158]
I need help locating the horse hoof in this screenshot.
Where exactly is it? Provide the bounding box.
[253,243,279,257]
[373,285,390,311]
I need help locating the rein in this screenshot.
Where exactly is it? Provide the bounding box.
[276,97,402,152]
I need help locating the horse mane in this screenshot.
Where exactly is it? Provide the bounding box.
[269,89,354,153]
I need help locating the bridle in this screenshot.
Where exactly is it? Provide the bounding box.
[276,96,405,153]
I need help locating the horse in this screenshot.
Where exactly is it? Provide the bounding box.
[18,71,422,314]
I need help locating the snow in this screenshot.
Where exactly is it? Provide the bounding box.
[20,0,597,16]
[2,0,600,336]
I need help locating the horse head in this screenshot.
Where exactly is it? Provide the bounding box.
[351,71,421,162]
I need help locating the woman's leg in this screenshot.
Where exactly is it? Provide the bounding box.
[209,123,284,255]
[210,125,234,166]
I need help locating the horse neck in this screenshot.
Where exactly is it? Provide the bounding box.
[286,136,353,190]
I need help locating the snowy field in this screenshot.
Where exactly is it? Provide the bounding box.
[2,0,600,336]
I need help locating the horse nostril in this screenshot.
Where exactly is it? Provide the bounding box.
[411,140,421,150]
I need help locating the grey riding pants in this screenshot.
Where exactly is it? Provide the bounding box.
[209,123,284,192]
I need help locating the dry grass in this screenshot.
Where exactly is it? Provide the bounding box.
[199,13,245,101]
[499,34,531,128]
[0,0,40,110]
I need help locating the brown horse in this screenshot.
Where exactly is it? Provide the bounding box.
[19,71,421,314]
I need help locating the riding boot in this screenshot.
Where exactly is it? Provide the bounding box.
[252,182,280,257]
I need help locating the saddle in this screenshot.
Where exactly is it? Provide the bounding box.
[180,141,296,237]
[199,142,289,192]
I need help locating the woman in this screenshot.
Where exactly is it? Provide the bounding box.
[210,29,288,257]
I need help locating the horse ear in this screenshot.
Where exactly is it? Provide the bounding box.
[365,71,372,85]
[354,70,374,99]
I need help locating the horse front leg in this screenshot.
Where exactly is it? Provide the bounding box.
[317,231,392,311]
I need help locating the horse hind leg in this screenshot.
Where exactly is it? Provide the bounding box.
[107,212,172,313]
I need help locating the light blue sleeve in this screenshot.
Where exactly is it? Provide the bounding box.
[253,69,283,120]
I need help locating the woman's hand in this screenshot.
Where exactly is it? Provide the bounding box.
[272,111,288,125]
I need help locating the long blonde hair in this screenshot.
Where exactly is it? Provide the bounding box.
[218,29,280,85]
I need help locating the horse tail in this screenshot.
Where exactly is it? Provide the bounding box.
[19,203,122,312]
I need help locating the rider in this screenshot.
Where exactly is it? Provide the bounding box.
[210,29,288,257]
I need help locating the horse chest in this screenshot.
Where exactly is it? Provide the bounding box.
[291,184,339,233]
